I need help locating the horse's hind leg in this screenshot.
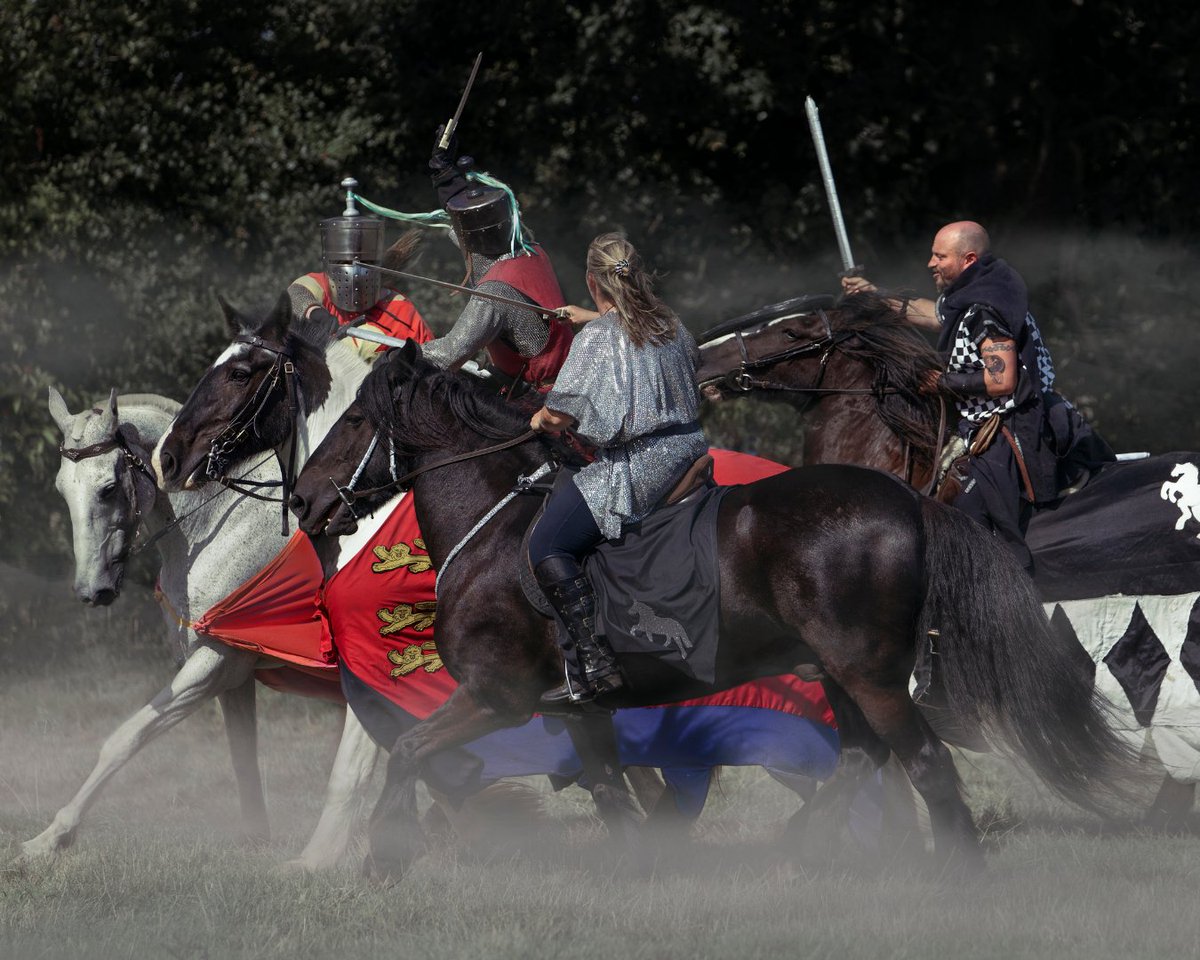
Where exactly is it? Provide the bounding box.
[841,679,981,870]
[285,706,381,872]
[217,674,269,843]
[18,643,258,862]
[790,680,889,864]
[367,686,515,883]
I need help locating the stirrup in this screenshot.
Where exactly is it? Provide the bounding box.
[541,664,624,705]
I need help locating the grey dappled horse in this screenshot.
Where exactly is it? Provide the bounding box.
[21,387,379,870]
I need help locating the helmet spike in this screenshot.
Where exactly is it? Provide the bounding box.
[341,177,360,217]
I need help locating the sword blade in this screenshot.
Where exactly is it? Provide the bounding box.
[439,52,483,150]
[804,96,857,274]
[356,260,564,320]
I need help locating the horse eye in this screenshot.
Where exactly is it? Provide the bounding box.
[227,366,252,383]
[345,413,364,427]
[783,329,800,341]
[98,482,118,500]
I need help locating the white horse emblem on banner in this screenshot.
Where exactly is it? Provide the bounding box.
[1161,462,1200,538]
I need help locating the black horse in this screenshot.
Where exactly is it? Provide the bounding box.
[285,340,1133,878]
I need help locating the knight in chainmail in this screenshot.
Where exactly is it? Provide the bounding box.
[843,221,1114,571]
[527,233,709,704]
[420,129,572,394]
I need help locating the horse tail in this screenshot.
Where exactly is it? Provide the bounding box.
[918,498,1138,812]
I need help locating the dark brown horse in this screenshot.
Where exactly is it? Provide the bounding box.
[278,340,1132,878]
[695,293,945,494]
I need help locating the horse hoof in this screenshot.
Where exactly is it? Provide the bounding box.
[361,853,406,887]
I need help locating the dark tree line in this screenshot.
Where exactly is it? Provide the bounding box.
[3,0,1198,570]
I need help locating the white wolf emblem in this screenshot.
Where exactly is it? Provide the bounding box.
[629,601,693,658]
[1160,462,1200,538]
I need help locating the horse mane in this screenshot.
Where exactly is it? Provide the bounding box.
[830,293,944,458]
[361,351,531,451]
[360,350,585,466]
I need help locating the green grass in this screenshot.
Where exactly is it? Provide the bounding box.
[3,578,1200,960]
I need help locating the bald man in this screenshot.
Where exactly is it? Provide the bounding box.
[841,222,1113,572]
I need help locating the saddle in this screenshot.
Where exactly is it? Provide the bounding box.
[518,454,726,685]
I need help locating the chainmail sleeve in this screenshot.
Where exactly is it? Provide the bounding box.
[288,275,324,319]
[419,297,507,370]
[419,280,549,369]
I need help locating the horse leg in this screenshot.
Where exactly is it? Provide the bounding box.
[562,708,644,858]
[790,681,889,866]
[18,643,259,862]
[284,705,381,872]
[366,686,515,882]
[216,674,270,844]
[838,678,981,871]
[1144,775,1196,832]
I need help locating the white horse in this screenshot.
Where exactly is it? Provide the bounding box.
[26,380,380,871]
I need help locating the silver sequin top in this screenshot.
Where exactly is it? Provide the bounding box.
[546,310,708,538]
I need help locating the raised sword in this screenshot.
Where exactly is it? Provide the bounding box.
[804,96,864,277]
[438,52,484,150]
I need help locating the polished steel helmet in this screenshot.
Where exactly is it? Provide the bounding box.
[446,185,515,261]
[320,178,385,313]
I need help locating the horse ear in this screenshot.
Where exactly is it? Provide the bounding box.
[216,292,242,339]
[47,386,74,435]
[254,290,294,344]
[97,388,119,438]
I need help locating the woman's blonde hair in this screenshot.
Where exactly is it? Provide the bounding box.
[586,233,678,348]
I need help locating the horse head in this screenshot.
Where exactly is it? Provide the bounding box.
[290,343,425,537]
[50,386,158,605]
[153,291,338,492]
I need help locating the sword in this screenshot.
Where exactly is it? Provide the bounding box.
[335,324,492,378]
[355,260,567,320]
[804,96,863,277]
[438,52,483,150]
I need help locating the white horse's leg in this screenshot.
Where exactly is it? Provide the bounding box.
[216,673,270,843]
[18,643,258,861]
[283,706,380,873]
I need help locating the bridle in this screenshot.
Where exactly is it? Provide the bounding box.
[329,428,400,519]
[701,309,898,401]
[203,333,302,534]
[60,428,156,553]
[698,307,946,496]
[328,427,539,511]
[61,423,279,557]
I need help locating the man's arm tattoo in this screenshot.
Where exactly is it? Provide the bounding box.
[982,342,1014,384]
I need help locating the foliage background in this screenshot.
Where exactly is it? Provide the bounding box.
[3,1,1198,574]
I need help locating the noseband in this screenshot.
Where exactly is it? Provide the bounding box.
[328,428,399,519]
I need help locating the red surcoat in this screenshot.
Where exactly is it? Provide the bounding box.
[478,247,572,390]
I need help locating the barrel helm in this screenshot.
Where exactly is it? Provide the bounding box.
[445,184,516,263]
[320,178,385,313]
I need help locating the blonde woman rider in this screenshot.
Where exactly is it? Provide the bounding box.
[528,234,708,704]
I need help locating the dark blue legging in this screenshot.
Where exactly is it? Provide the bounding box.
[528,475,603,567]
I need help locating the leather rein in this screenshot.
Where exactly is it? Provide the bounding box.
[699,307,946,496]
[330,428,540,510]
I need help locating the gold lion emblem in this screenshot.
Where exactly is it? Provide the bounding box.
[377,600,437,635]
[371,538,433,574]
[387,640,444,677]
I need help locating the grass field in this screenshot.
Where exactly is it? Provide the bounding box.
[3,574,1200,960]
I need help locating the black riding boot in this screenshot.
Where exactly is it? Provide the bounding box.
[535,556,624,704]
